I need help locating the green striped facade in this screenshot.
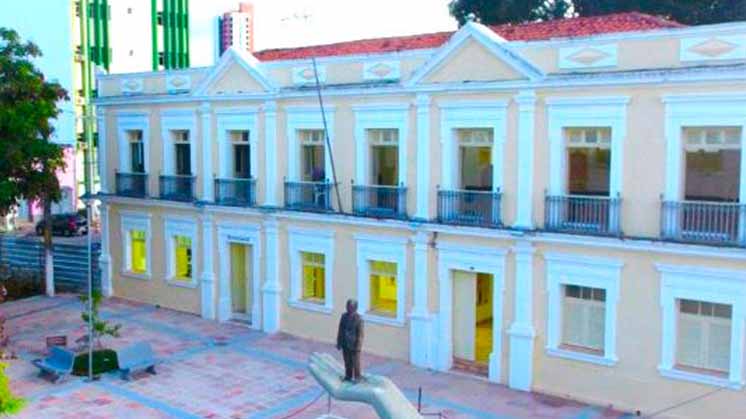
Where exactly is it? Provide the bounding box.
[153,0,190,70]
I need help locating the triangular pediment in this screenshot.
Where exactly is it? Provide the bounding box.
[424,38,526,83]
[194,47,275,96]
[406,21,543,86]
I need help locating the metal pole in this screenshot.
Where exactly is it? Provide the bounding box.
[79,0,96,382]
[311,57,343,213]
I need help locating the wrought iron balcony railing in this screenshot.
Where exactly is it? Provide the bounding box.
[115,172,148,198]
[284,181,334,212]
[159,175,195,202]
[352,184,407,219]
[214,178,256,207]
[661,200,746,246]
[437,189,502,227]
[544,194,621,236]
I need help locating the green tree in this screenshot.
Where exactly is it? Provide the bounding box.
[80,291,121,348]
[0,28,68,294]
[0,362,25,415]
[449,0,543,26]
[572,0,746,25]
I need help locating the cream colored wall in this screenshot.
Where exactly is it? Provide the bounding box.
[426,39,526,83]
[208,62,267,95]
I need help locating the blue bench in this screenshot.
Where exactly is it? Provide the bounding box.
[32,347,75,383]
[117,342,157,381]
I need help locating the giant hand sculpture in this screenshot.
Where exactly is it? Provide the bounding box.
[308,352,422,419]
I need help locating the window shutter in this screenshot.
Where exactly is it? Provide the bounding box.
[562,299,583,346]
[708,318,731,372]
[588,303,606,350]
[678,314,704,368]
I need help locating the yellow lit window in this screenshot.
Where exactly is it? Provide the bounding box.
[130,230,147,274]
[370,260,397,316]
[174,236,192,280]
[301,252,325,302]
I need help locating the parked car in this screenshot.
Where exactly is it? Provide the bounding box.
[35,213,88,236]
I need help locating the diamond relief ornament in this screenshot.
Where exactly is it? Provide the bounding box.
[368,63,393,78]
[567,48,610,65]
[688,38,738,58]
[170,76,187,88]
[299,68,315,80]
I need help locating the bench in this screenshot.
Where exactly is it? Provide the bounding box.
[117,342,157,381]
[32,347,75,383]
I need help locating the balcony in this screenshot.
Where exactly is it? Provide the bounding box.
[544,194,621,236]
[115,172,148,198]
[214,178,256,207]
[437,189,502,228]
[661,200,746,246]
[284,181,334,212]
[159,175,195,202]
[352,184,407,220]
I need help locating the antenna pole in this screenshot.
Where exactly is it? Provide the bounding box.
[311,57,343,213]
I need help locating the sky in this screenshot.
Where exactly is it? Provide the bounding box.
[190,0,458,65]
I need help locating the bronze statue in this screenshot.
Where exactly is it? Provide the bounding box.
[336,298,364,382]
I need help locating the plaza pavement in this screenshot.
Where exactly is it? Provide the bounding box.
[2,295,628,418]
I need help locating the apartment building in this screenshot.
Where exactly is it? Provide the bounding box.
[93,13,746,417]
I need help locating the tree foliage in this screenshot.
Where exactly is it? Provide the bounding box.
[80,291,121,348]
[448,0,746,25]
[0,362,25,415]
[0,28,68,217]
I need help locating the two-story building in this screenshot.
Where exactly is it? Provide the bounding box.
[94,12,746,417]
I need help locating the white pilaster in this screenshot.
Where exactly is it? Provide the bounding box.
[508,241,536,391]
[98,203,113,297]
[199,103,213,202]
[200,213,216,320]
[514,91,536,229]
[415,94,431,220]
[262,217,281,333]
[264,101,278,206]
[409,231,434,368]
[96,107,108,193]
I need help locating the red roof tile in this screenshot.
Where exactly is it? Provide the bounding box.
[254,12,684,62]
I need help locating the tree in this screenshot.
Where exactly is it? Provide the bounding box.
[0,362,24,415]
[79,291,121,348]
[449,0,543,26]
[0,28,68,295]
[572,0,746,25]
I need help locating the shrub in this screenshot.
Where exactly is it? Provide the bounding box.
[0,362,24,415]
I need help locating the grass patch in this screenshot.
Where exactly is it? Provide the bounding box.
[72,349,118,376]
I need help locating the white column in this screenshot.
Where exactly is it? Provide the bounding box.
[200,213,216,320]
[96,107,108,194]
[415,94,431,220]
[514,91,536,229]
[262,217,281,332]
[199,103,213,202]
[264,101,278,206]
[507,241,535,391]
[409,231,434,368]
[99,202,113,297]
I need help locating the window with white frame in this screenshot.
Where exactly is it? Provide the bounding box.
[545,253,621,366]
[126,130,145,173]
[164,218,198,287]
[456,128,493,191]
[229,130,251,179]
[565,127,611,196]
[562,285,606,354]
[356,235,407,326]
[120,212,151,278]
[657,264,746,389]
[288,229,334,313]
[677,299,732,375]
[367,128,399,186]
[299,129,326,182]
[683,126,742,202]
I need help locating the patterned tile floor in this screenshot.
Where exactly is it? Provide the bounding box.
[2,295,628,418]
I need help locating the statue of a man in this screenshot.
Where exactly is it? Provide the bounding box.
[336,298,364,382]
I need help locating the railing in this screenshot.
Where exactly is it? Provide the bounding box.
[115,172,148,198]
[284,181,334,212]
[437,189,502,227]
[159,175,196,202]
[545,194,621,236]
[352,184,407,219]
[661,200,746,246]
[215,178,256,207]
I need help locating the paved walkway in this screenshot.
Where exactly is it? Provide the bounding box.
[2,295,626,418]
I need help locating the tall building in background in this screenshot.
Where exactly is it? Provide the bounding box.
[217,2,254,57]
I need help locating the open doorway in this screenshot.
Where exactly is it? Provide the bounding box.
[452,271,493,376]
[230,243,253,323]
